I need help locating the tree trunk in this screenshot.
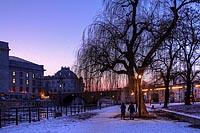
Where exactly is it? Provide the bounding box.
[128,74,137,103]
[185,78,191,105]
[163,77,170,108]
[128,73,148,116]
[137,74,148,116]
[163,83,170,108]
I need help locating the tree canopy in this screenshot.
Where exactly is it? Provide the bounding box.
[75,0,200,116]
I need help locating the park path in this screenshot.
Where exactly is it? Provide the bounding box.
[66,105,200,133]
[1,105,200,133]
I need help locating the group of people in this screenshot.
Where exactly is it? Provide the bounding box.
[120,102,135,120]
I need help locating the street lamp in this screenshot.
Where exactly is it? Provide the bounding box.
[138,74,142,117]
[130,91,134,105]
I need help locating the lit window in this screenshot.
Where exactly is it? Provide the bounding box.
[32,74,35,78]
[26,80,29,85]
[26,73,29,78]
[12,79,16,84]
[12,72,16,76]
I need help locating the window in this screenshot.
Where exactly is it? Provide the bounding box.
[32,80,36,86]
[20,79,23,85]
[26,73,29,78]
[32,73,35,79]
[12,79,16,84]
[32,88,35,93]
[26,80,29,85]
[13,87,16,92]
[20,72,23,77]
[12,72,16,76]
[26,87,29,92]
[20,87,23,92]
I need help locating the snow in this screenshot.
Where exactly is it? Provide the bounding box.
[1,105,200,133]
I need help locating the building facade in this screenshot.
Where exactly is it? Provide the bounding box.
[142,77,200,103]
[43,67,84,95]
[9,56,44,99]
[0,41,45,99]
[0,41,9,93]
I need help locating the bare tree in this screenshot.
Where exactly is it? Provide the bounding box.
[178,7,200,105]
[76,0,200,116]
[151,33,181,108]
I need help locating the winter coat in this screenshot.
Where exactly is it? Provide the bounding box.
[128,104,135,113]
[121,104,126,113]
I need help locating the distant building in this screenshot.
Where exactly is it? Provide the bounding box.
[0,41,45,99]
[9,56,44,99]
[0,41,9,93]
[0,41,83,100]
[143,77,200,103]
[43,67,84,95]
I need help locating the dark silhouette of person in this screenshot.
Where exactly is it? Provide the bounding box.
[128,102,135,120]
[99,102,102,109]
[120,103,126,120]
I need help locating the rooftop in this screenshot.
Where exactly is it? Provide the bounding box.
[9,56,34,64]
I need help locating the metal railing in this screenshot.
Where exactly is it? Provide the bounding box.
[0,104,101,128]
[0,99,115,128]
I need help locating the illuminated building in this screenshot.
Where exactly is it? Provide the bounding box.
[142,79,200,103]
[43,67,84,95]
[0,41,45,99]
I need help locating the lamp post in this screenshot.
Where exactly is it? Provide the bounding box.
[138,74,142,117]
[131,91,134,105]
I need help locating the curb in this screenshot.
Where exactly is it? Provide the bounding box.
[162,109,200,125]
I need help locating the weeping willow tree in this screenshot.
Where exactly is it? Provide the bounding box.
[75,0,200,117]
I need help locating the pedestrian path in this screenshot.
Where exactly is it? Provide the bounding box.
[1,105,200,133]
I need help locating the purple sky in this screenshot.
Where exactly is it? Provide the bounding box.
[0,0,102,76]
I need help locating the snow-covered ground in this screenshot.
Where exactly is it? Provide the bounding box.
[1,105,200,133]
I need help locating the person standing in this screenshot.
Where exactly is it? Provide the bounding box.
[120,103,126,120]
[128,102,135,120]
[99,102,102,110]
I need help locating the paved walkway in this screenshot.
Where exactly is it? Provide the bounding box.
[1,105,200,133]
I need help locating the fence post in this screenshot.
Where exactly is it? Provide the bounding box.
[47,106,49,119]
[29,107,31,123]
[0,109,2,128]
[78,105,80,114]
[74,105,77,114]
[54,105,56,118]
[66,105,68,116]
[16,108,18,125]
[70,105,72,115]
[84,104,86,112]
[37,107,40,121]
